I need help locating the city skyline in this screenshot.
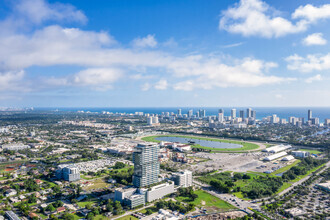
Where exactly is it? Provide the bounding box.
[0,0,330,107]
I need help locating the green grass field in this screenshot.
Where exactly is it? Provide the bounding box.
[176,190,236,212]
[271,160,301,176]
[77,201,96,208]
[117,215,139,220]
[141,135,259,152]
[298,148,322,154]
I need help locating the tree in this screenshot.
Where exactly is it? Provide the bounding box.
[114,201,123,215]
[191,193,198,201]
[28,194,37,203]
[46,204,56,212]
[85,203,92,210]
[106,203,114,212]
[63,213,75,220]
[113,162,126,169]
[87,212,94,220]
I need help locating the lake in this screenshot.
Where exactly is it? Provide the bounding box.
[155,136,243,149]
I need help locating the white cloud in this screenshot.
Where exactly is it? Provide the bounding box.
[171,58,295,91]
[275,94,283,99]
[0,0,292,93]
[15,0,87,24]
[46,68,122,90]
[222,42,244,48]
[219,0,308,38]
[305,74,322,83]
[286,53,330,72]
[302,33,327,46]
[132,34,157,48]
[292,4,330,23]
[141,83,151,91]
[154,79,168,90]
[0,70,26,91]
[73,68,122,86]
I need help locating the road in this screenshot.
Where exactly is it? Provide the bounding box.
[111,203,154,220]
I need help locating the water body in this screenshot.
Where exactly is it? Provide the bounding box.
[155,136,243,149]
[36,107,330,121]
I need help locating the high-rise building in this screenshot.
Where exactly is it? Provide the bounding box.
[178,109,182,116]
[251,110,256,120]
[312,118,319,125]
[55,166,80,182]
[231,109,236,119]
[196,111,200,118]
[133,144,160,188]
[200,109,206,118]
[188,110,193,118]
[308,109,312,121]
[271,114,278,124]
[239,110,244,119]
[218,113,224,122]
[246,108,252,118]
[219,109,224,114]
[147,116,159,125]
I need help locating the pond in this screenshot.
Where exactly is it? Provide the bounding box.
[155,136,243,149]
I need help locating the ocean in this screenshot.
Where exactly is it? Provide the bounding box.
[35,107,330,122]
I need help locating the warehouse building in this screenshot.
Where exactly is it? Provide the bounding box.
[281,155,295,161]
[263,151,287,161]
[262,144,291,153]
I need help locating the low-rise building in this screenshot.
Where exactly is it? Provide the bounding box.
[5,211,21,220]
[5,189,17,197]
[146,182,175,202]
[292,151,310,158]
[114,187,146,208]
[315,181,330,192]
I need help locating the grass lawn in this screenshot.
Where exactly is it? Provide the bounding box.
[83,178,111,190]
[271,160,301,176]
[298,148,322,154]
[77,200,96,208]
[265,144,274,148]
[117,215,139,220]
[176,190,236,212]
[142,135,260,152]
[276,182,292,194]
[93,214,110,220]
[140,206,158,214]
[39,213,48,219]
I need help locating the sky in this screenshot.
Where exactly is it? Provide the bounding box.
[0,0,330,108]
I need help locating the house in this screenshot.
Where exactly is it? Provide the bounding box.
[28,213,39,219]
[78,208,91,217]
[107,178,116,184]
[76,195,87,202]
[56,207,66,214]
[5,189,17,197]
[35,179,43,185]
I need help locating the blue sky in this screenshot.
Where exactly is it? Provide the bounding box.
[0,0,330,107]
